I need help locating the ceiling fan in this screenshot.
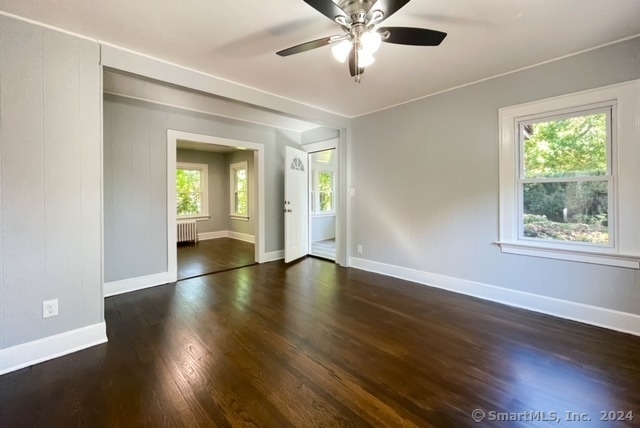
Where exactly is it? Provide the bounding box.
[276,0,447,82]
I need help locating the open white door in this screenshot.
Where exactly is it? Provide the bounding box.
[284,146,309,263]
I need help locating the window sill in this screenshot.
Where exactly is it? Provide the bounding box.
[178,215,210,221]
[230,215,249,222]
[311,212,336,218]
[495,241,640,269]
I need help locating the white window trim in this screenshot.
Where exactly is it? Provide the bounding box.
[230,161,249,219]
[176,161,209,220]
[312,169,336,215]
[497,79,640,269]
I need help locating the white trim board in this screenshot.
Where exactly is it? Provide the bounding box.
[0,323,107,376]
[104,272,173,297]
[227,231,255,243]
[263,250,285,263]
[350,257,640,337]
[198,231,228,241]
[198,230,255,243]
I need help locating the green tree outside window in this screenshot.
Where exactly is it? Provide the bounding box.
[318,172,333,212]
[177,169,203,216]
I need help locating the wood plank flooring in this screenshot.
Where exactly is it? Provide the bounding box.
[177,237,255,280]
[1,257,640,427]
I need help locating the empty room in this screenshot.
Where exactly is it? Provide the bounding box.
[1,1,640,426]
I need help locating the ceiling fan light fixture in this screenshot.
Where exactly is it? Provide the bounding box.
[361,31,381,54]
[331,39,352,63]
[277,0,448,81]
[357,49,375,67]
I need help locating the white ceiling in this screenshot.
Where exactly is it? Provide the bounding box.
[2,0,639,118]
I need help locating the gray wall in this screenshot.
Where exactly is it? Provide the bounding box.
[312,216,336,242]
[302,127,340,145]
[0,17,102,349]
[176,149,227,234]
[351,37,640,315]
[104,94,299,282]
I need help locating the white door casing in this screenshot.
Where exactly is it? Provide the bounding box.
[285,146,309,263]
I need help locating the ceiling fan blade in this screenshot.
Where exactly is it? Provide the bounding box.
[379,27,447,46]
[303,0,348,22]
[276,37,333,56]
[369,0,411,20]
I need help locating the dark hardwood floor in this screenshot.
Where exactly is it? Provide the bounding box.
[177,237,255,280]
[1,257,640,427]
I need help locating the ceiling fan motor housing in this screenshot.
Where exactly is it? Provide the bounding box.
[337,0,376,16]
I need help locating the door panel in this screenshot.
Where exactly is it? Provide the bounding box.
[284,146,309,263]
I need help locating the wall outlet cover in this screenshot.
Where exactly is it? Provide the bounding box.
[43,299,59,318]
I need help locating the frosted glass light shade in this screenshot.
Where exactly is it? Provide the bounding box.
[361,31,382,54]
[331,40,352,63]
[358,50,375,67]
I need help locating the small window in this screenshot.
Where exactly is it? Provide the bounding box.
[230,161,248,218]
[176,162,208,218]
[291,157,305,171]
[313,171,334,214]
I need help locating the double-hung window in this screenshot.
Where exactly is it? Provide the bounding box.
[176,162,209,219]
[230,161,248,218]
[313,170,334,214]
[498,80,640,268]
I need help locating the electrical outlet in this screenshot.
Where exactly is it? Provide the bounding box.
[357,244,363,254]
[350,188,356,197]
[43,299,59,318]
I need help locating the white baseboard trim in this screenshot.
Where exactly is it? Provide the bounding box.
[350,257,640,337]
[263,250,284,263]
[198,231,227,241]
[227,231,255,243]
[104,272,172,297]
[0,322,107,376]
[197,230,255,243]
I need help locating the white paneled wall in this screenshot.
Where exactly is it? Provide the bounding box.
[0,16,103,352]
[1,15,46,347]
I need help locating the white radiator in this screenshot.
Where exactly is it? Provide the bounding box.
[177,220,198,243]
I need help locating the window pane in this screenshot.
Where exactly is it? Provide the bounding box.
[177,192,202,216]
[522,181,608,244]
[318,172,333,212]
[177,168,203,216]
[522,112,607,179]
[319,192,332,212]
[235,191,247,215]
[237,177,246,192]
[177,169,201,192]
[230,163,248,216]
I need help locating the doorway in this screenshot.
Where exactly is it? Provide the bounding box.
[167,130,266,282]
[284,139,340,264]
[309,148,337,261]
